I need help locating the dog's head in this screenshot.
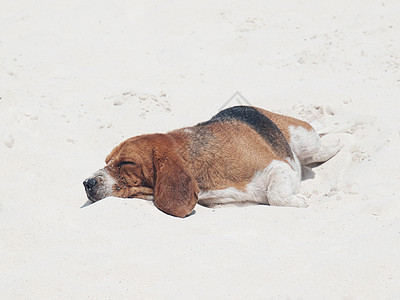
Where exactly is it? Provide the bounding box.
[83,134,198,217]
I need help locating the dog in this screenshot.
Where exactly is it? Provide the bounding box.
[83,106,340,217]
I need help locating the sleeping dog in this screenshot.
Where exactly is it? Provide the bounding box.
[83,106,340,217]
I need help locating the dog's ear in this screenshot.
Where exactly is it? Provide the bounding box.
[153,144,198,218]
[105,143,123,164]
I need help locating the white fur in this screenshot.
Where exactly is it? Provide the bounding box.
[288,125,321,164]
[288,125,342,165]
[265,156,307,207]
[302,134,342,165]
[94,168,116,198]
[198,155,307,208]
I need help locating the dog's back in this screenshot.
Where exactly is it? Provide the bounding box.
[197,106,293,160]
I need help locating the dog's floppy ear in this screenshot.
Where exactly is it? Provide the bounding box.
[153,142,198,218]
[105,142,123,164]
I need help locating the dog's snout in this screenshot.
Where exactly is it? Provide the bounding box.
[83,178,97,191]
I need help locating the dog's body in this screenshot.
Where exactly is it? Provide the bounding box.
[83,106,340,217]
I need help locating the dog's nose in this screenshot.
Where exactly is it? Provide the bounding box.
[83,178,97,191]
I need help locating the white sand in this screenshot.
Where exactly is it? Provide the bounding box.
[1,0,400,298]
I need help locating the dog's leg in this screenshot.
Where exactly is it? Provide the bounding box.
[288,126,321,165]
[302,135,342,165]
[266,160,308,208]
[288,126,342,166]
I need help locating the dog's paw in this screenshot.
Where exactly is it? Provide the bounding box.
[291,194,309,208]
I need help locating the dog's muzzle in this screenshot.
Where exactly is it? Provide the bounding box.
[82,169,115,207]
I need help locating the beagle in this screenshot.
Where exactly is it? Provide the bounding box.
[83,106,340,217]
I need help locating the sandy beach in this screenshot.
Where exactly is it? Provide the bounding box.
[1,0,400,298]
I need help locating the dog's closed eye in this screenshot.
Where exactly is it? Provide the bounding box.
[119,161,136,167]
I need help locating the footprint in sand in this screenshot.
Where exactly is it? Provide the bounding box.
[3,135,14,148]
[106,91,171,119]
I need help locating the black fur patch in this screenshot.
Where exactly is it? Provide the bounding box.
[197,106,293,159]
